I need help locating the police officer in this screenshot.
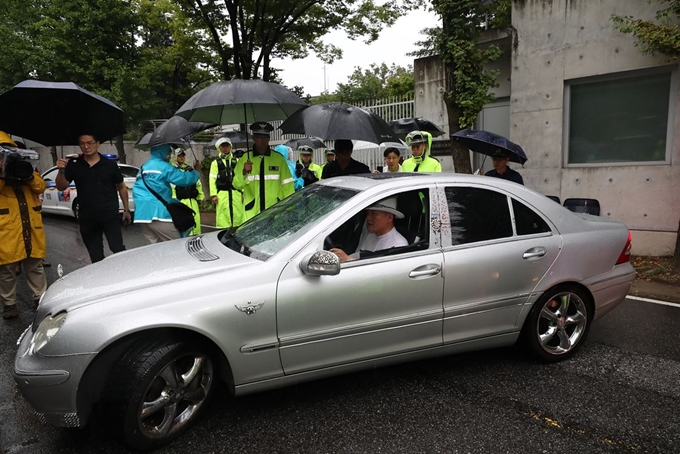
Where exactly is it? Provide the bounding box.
[209,137,245,228]
[296,145,322,187]
[232,122,295,220]
[320,148,335,176]
[173,148,204,235]
[401,131,442,172]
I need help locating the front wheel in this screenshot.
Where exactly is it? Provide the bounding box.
[522,285,592,362]
[102,339,217,451]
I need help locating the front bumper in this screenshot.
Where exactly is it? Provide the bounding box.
[13,325,96,427]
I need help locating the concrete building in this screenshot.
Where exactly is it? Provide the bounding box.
[414,0,679,256]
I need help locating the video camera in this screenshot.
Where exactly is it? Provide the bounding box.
[0,145,39,183]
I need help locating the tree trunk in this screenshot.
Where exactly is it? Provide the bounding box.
[444,66,472,174]
[674,218,680,268]
[115,135,126,164]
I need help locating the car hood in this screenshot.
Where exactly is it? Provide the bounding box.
[41,233,254,313]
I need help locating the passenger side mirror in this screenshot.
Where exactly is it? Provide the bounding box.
[300,250,340,276]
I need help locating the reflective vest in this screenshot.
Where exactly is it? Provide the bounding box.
[209,154,245,228]
[232,149,295,220]
[401,156,442,172]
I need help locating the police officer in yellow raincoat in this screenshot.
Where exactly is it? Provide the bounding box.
[232,122,295,220]
[296,145,322,187]
[209,137,245,228]
[401,131,442,173]
[172,148,204,236]
[0,134,47,319]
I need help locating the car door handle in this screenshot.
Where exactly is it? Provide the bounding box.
[409,265,441,278]
[523,247,547,259]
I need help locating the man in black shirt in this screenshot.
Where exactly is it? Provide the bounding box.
[484,149,524,185]
[321,139,370,179]
[55,133,131,262]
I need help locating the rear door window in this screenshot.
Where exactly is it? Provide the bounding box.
[512,199,551,236]
[445,187,512,245]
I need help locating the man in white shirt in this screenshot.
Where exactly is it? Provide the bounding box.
[331,196,408,262]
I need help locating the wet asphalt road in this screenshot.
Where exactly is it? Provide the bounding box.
[1,215,679,454]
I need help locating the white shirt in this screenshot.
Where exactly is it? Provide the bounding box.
[383,164,401,173]
[350,225,408,259]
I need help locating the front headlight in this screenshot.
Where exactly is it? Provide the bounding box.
[30,312,67,354]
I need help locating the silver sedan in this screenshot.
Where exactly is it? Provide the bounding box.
[14,173,636,450]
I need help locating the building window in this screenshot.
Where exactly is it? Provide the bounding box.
[566,69,673,165]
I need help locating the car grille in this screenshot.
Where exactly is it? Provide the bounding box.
[186,236,220,261]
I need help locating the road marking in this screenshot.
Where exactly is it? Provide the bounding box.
[627,295,680,308]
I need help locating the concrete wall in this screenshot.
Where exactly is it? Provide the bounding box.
[512,0,680,256]
[414,1,678,256]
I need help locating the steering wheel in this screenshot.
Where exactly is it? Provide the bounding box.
[323,236,336,250]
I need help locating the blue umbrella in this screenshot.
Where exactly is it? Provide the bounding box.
[451,128,528,165]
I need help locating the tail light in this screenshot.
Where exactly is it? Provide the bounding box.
[615,231,632,265]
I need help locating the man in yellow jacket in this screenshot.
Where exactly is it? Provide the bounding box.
[0,140,47,319]
[232,122,295,220]
[401,131,442,173]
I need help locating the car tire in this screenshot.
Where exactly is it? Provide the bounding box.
[102,339,217,451]
[72,199,80,221]
[522,285,592,362]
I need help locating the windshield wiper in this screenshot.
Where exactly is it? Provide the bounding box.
[221,231,251,256]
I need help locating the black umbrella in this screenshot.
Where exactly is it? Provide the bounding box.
[284,137,326,150]
[390,117,446,139]
[279,102,398,144]
[208,130,250,148]
[174,79,307,125]
[133,133,183,151]
[148,116,215,148]
[0,80,126,145]
[451,128,528,165]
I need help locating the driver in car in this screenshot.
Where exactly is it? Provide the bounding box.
[330,196,408,262]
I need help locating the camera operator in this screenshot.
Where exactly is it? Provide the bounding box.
[0,133,47,320]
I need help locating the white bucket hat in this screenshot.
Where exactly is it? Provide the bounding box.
[367,196,404,219]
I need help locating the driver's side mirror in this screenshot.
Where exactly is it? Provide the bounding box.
[299,250,340,276]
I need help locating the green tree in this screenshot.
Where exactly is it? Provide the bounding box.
[335,63,414,102]
[411,0,509,173]
[612,0,680,267]
[0,0,220,155]
[612,0,680,61]
[120,0,219,130]
[178,0,420,81]
[308,63,413,104]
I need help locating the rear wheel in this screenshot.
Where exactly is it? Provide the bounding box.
[102,339,216,451]
[522,285,592,362]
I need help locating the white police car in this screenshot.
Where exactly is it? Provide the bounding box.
[40,154,137,219]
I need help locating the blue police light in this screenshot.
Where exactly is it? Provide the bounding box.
[102,153,119,161]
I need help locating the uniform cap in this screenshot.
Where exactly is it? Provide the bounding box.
[215,137,232,150]
[325,148,335,155]
[174,148,186,156]
[249,122,274,136]
[298,145,314,154]
[491,148,509,159]
[405,131,426,145]
[367,196,404,219]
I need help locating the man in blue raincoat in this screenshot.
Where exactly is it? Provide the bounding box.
[133,143,201,243]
